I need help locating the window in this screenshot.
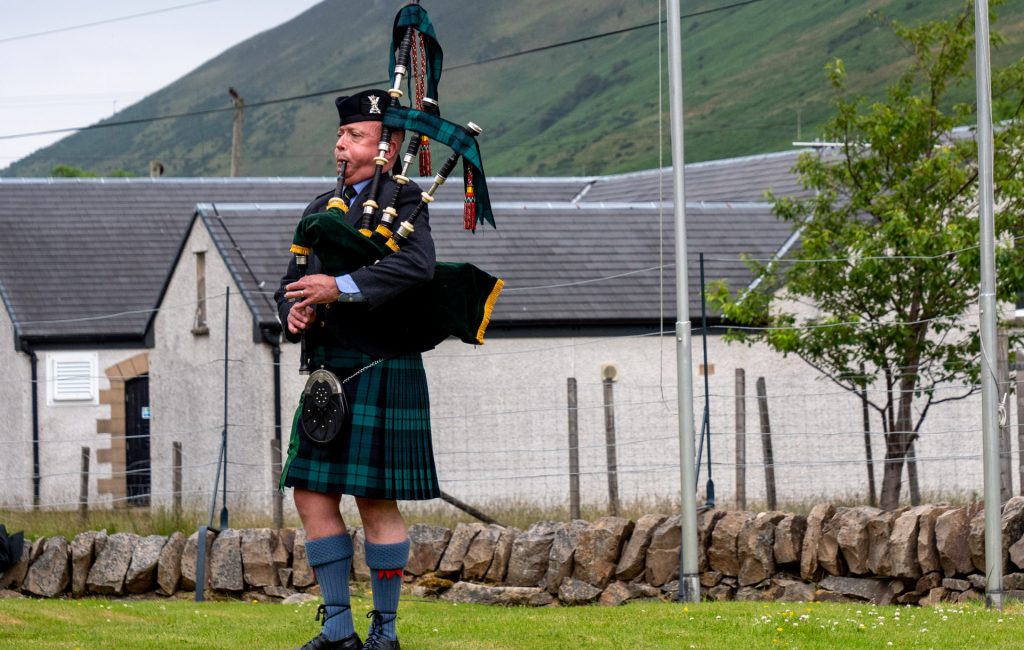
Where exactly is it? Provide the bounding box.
[192,250,209,335]
[47,352,98,405]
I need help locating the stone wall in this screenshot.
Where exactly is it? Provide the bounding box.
[5,499,1024,606]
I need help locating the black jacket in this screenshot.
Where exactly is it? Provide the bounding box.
[274,175,435,358]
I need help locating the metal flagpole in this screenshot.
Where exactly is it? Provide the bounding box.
[666,0,700,603]
[974,0,1003,611]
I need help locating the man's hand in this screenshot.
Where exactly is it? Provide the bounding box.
[284,274,340,310]
[287,303,317,335]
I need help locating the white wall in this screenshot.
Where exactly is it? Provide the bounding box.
[37,348,143,509]
[0,301,146,508]
[150,220,282,515]
[0,304,32,507]
[419,330,994,511]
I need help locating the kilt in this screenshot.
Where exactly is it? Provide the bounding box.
[280,348,440,500]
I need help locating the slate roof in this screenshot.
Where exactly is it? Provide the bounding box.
[0,176,595,346]
[199,199,794,333]
[0,178,328,345]
[583,150,817,204]
[0,153,808,348]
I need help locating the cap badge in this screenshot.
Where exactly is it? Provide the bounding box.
[368,94,382,114]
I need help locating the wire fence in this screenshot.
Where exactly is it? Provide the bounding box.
[2,307,1021,517]
[3,241,1023,518]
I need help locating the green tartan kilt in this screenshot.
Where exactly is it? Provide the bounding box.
[280,348,440,500]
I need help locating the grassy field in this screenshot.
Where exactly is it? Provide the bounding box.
[1,594,1023,649]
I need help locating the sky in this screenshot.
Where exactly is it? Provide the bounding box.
[0,0,323,172]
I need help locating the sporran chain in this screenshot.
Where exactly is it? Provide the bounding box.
[341,357,387,384]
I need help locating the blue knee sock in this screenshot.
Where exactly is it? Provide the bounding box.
[365,538,410,640]
[305,533,354,641]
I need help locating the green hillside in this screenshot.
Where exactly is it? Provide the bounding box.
[4,0,1023,178]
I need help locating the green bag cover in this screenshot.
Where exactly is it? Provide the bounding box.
[293,208,503,352]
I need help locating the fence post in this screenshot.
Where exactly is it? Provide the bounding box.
[602,367,620,517]
[906,442,921,506]
[172,441,182,519]
[79,447,90,522]
[998,332,1012,500]
[1016,348,1024,496]
[859,363,878,507]
[861,395,878,507]
[567,377,581,520]
[755,377,777,511]
[271,438,284,528]
[734,369,746,510]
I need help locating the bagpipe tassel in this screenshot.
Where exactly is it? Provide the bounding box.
[419,134,432,176]
[414,31,432,176]
[463,164,476,232]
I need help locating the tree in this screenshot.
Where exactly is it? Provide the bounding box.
[49,164,136,178]
[711,1,1024,510]
[49,164,97,178]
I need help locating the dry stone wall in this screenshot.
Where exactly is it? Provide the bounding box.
[4,502,1024,606]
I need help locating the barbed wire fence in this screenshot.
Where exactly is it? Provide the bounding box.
[1,253,1022,522]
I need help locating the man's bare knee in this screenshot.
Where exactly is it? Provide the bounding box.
[355,498,406,544]
[294,489,346,539]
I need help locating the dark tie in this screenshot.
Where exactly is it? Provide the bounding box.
[343,185,357,207]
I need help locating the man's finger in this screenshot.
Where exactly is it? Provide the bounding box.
[285,281,309,301]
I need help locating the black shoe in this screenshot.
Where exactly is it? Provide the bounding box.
[295,632,362,650]
[362,610,400,650]
[296,604,361,650]
[362,634,400,650]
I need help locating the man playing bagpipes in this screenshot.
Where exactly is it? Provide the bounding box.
[274,4,502,647]
[274,89,433,650]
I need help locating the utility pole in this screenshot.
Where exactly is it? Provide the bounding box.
[666,0,700,604]
[974,0,1003,611]
[229,87,244,177]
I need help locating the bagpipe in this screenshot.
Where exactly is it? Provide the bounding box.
[290,1,502,359]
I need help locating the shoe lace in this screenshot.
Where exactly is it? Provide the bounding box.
[362,636,389,650]
[298,604,354,650]
[363,609,397,649]
[314,602,351,625]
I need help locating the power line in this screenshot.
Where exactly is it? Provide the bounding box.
[0,0,772,142]
[0,0,225,45]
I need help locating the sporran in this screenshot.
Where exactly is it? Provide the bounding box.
[300,369,348,444]
[299,358,386,444]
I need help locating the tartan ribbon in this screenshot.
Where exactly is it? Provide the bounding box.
[382,106,495,229]
[390,4,443,100]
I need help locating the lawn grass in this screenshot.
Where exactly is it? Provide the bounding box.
[1,594,1022,649]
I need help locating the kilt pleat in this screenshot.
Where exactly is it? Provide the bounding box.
[280,348,440,500]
